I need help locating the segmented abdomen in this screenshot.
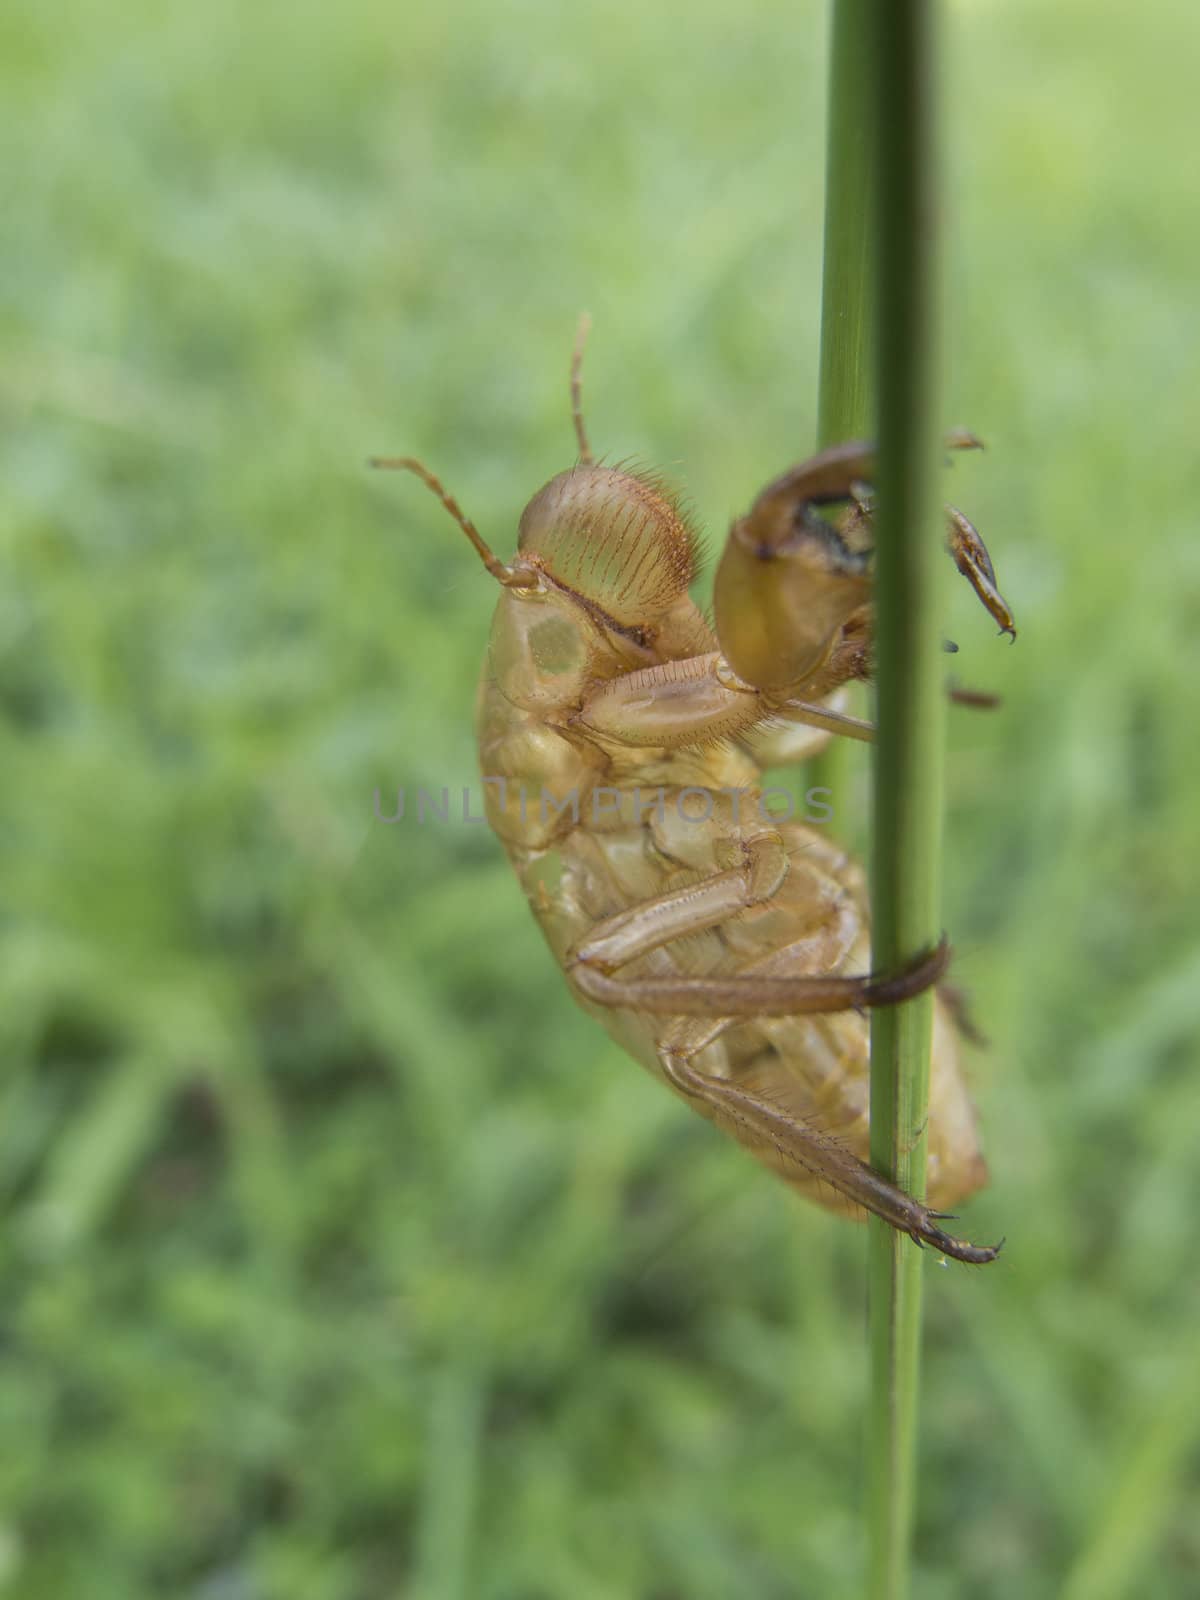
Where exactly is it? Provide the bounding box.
[513,789,987,1215]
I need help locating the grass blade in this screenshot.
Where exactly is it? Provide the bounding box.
[865,4,947,1598]
[809,0,879,837]
[817,0,878,448]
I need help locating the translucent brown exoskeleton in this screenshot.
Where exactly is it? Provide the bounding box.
[372,323,1015,1264]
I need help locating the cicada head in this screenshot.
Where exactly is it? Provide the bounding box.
[516,465,699,633]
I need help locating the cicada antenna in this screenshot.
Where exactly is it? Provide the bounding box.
[368,455,530,587]
[570,312,594,466]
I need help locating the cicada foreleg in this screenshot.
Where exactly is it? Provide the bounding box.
[848,487,1016,642]
[712,434,1016,710]
[575,649,878,750]
[945,505,1017,639]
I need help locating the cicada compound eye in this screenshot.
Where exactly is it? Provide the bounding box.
[517,466,697,627]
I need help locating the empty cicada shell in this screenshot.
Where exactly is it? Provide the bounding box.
[373,325,1013,1263]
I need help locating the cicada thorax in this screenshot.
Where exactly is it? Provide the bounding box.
[477,462,715,849]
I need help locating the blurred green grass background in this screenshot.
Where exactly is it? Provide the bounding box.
[3,0,1199,1595]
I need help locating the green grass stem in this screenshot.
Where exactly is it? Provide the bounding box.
[808,0,878,837]
[865,4,947,1598]
[817,1,877,446]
